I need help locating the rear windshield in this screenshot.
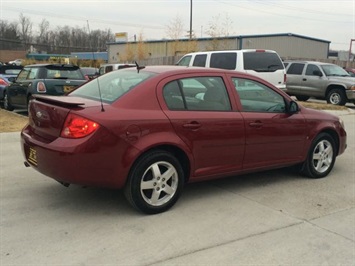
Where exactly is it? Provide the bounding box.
[70,69,155,103]
[45,66,85,80]
[243,52,284,72]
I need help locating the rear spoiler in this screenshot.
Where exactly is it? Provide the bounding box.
[33,95,85,107]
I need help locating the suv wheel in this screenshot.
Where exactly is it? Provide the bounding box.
[326,89,346,106]
[296,95,310,101]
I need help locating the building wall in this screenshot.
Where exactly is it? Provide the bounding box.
[107,34,330,63]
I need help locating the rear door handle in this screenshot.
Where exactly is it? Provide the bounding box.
[302,78,307,81]
[249,121,263,128]
[183,122,201,130]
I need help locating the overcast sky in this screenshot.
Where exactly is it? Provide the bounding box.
[0,0,354,51]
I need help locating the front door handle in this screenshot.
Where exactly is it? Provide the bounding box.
[249,121,263,128]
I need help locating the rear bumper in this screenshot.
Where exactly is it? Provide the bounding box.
[21,126,133,189]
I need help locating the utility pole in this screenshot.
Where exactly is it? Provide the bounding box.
[189,0,192,39]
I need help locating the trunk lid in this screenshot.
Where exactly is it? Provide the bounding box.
[28,95,102,142]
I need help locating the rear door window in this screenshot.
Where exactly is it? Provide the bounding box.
[192,54,207,67]
[243,52,284,72]
[210,53,237,70]
[287,63,305,75]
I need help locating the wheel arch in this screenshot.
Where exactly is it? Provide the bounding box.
[325,84,346,97]
[126,144,191,186]
[312,128,340,155]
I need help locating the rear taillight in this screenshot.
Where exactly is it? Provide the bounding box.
[37,82,46,92]
[0,78,9,86]
[284,73,287,84]
[61,114,100,138]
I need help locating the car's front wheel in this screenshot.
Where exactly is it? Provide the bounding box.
[326,89,346,106]
[124,150,184,214]
[301,133,336,178]
[3,91,14,111]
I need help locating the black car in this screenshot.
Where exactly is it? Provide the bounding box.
[3,64,87,111]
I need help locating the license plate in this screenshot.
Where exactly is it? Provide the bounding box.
[28,147,38,166]
[63,86,75,93]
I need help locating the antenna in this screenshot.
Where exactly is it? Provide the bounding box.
[87,20,105,112]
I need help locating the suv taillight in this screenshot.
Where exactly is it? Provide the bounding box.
[284,73,287,84]
[61,114,100,138]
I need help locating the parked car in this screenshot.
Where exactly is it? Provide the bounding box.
[80,67,99,80]
[3,63,87,111]
[344,67,355,77]
[21,66,347,214]
[98,63,136,75]
[8,59,23,66]
[0,64,23,102]
[176,49,286,90]
[284,60,355,105]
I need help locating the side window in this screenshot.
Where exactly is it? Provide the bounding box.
[232,78,285,113]
[16,68,30,81]
[163,81,185,110]
[163,77,231,111]
[192,54,207,67]
[243,52,284,71]
[287,63,305,75]
[210,53,237,70]
[105,66,113,73]
[177,55,192,66]
[305,64,321,76]
[28,68,39,79]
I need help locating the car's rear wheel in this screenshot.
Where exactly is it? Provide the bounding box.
[124,150,184,214]
[3,91,14,111]
[296,95,310,101]
[301,133,336,178]
[326,89,347,106]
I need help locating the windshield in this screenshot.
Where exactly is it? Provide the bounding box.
[70,69,155,103]
[321,65,350,77]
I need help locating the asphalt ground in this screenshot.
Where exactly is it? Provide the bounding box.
[1,109,354,265]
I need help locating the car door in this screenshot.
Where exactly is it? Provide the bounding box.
[301,63,328,97]
[158,74,246,180]
[7,67,32,106]
[286,62,306,94]
[230,76,307,169]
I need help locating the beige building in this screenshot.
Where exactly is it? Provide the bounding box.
[106,33,330,64]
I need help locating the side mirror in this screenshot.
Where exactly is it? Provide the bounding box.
[287,100,299,114]
[313,70,323,77]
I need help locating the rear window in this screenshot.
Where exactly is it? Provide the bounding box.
[210,53,237,70]
[70,69,155,103]
[45,66,85,80]
[243,52,284,72]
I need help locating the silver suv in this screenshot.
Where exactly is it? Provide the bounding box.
[284,60,355,105]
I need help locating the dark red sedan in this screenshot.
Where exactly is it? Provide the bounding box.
[21,65,347,214]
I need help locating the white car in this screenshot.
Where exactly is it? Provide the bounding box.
[8,59,22,66]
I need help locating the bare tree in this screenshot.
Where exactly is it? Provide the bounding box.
[165,14,185,40]
[18,13,32,49]
[206,13,234,38]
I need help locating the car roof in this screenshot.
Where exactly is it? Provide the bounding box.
[123,65,256,77]
[284,60,335,66]
[24,64,79,68]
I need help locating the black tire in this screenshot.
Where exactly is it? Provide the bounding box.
[295,95,310,101]
[124,150,184,214]
[326,89,347,106]
[3,90,14,111]
[301,133,336,178]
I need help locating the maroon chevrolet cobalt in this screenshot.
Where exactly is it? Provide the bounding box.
[21,65,347,214]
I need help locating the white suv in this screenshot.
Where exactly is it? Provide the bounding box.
[176,49,286,90]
